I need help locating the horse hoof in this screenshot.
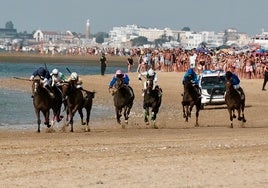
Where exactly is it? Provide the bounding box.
[243,119,246,123]
[47,124,51,128]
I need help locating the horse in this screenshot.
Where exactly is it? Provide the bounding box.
[181,76,201,127]
[51,84,64,125]
[225,79,246,128]
[61,80,95,132]
[143,78,162,128]
[32,79,54,132]
[112,77,134,128]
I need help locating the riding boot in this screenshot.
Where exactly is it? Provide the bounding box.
[127,86,134,98]
[45,85,55,98]
[142,89,145,96]
[238,88,245,100]
[157,88,162,97]
[195,85,201,98]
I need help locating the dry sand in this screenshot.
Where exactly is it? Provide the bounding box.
[0,71,268,188]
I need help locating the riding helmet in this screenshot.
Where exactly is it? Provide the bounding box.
[52,68,59,75]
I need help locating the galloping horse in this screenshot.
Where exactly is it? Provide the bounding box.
[181,76,201,127]
[51,84,64,124]
[112,77,134,127]
[32,79,54,132]
[62,80,95,132]
[225,79,246,128]
[143,78,162,128]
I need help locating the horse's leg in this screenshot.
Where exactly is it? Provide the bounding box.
[143,107,149,125]
[124,102,133,125]
[151,105,159,129]
[115,107,122,124]
[35,110,41,133]
[85,107,91,132]
[42,110,51,128]
[232,109,236,119]
[185,105,190,122]
[241,100,246,123]
[189,102,195,118]
[78,108,86,125]
[70,115,74,132]
[195,105,200,127]
[182,103,186,119]
[228,108,233,128]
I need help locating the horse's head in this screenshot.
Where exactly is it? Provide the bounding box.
[114,78,124,89]
[225,78,233,93]
[32,79,43,95]
[146,77,154,92]
[61,82,71,100]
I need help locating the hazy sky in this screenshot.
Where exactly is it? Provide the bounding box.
[1,0,267,36]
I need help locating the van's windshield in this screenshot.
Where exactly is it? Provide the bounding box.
[201,76,225,88]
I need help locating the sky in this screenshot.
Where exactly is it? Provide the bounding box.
[1,0,268,36]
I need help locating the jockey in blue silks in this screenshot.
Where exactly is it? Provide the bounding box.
[183,68,198,85]
[182,68,200,96]
[225,71,245,99]
[109,69,133,97]
[29,67,54,98]
[109,69,130,87]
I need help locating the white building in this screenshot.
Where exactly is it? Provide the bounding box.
[33,30,74,43]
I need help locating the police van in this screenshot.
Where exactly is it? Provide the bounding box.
[198,70,226,109]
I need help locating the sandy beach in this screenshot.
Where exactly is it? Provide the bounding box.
[0,69,268,187]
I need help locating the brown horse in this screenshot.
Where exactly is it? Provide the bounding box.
[143,78,162,128]
[225,79,246,128]
[62,80,95,132]
[32,79,54,132]
[181,76,201,127]
[112,78,134,128]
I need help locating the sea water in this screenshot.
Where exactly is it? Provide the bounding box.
[0,61,128,130]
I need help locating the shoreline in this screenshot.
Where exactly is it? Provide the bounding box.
[0,52,134,66]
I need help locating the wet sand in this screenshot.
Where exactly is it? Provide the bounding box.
[0,65,267,187]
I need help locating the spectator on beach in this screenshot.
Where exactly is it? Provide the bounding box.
[29,67,54,98]
[262,62,268,91]
[100,53,107,76]
[127,55,134,73]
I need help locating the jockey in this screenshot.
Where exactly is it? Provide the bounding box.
[182,68,201,96]
[109,69,134,98]
[225,71,245,99]
[50,68,66,87]
[138,68,161,96]
[68,72,83,89]
[29,66,54,98]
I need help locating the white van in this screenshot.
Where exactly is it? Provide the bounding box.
[198,70,226,109]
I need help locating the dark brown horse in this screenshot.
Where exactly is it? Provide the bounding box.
[32,79,54,132]
[112,78,134,128]
[225,79,246,128]
[181,76,201,127]
[143,78,162,128]
[62,80,95,132]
